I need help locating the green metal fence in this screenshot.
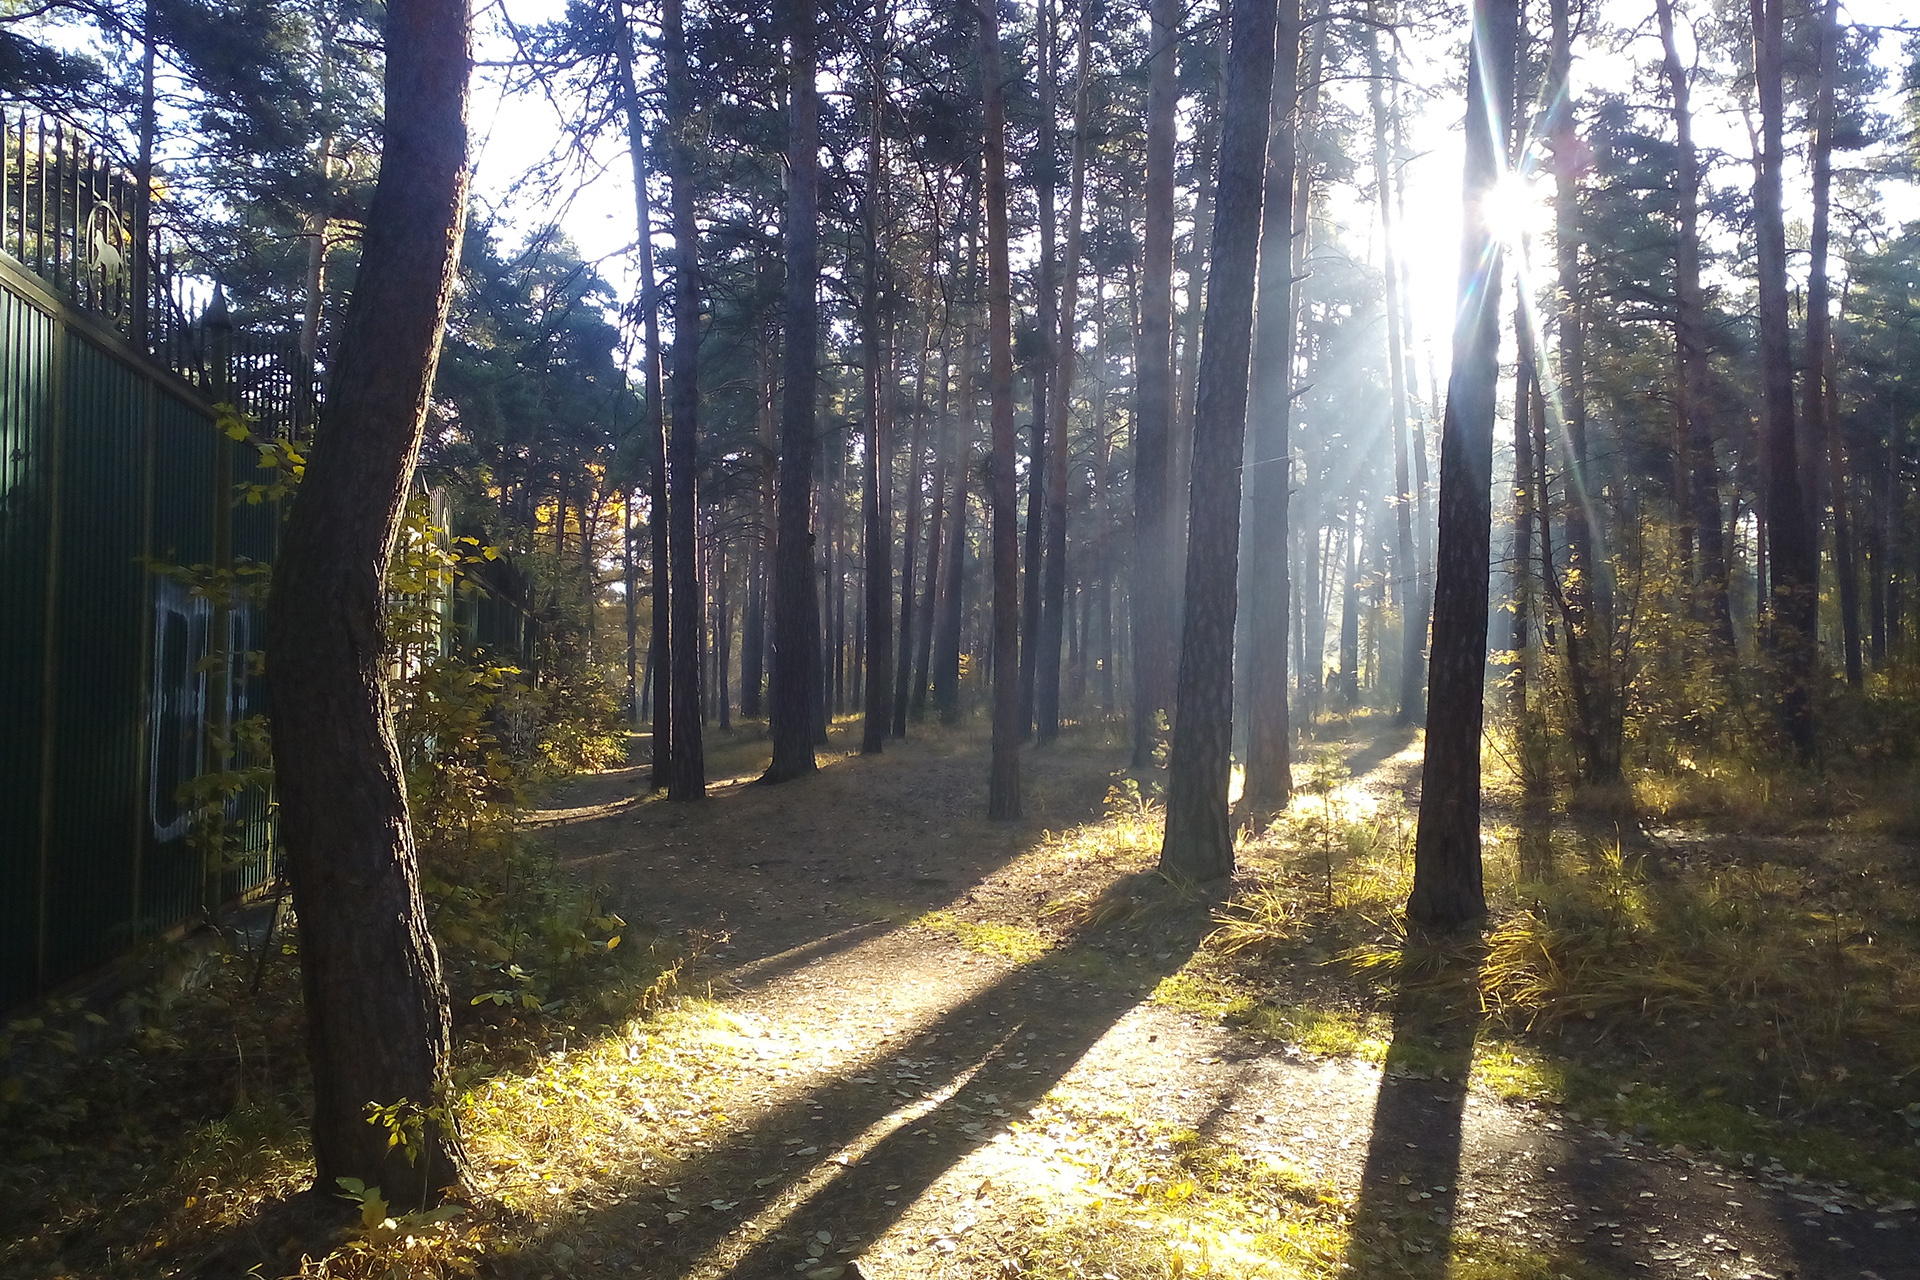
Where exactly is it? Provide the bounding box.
[0,209,281,1013]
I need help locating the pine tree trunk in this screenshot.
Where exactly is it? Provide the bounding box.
[981,0,1023,819]
[861,30,893,754]
[1037,11,1090,745]
[1654,0,1734,658]
[1367,23,1420,727]
[765,0,822,781]
[662,0,704,799]
[1750,0,1817,756]
[1241,0,1301,817]
[913,306,951,718]
[613,0,671,780]
[264,0,471,1207]
[1159,0,1279,880]
[935,216,979,726]
[1406,0,1516,930]
[894,280,934,736]
[1548,0,1619,786]
[1804,0,1860,688]
[1131,0,1180,769]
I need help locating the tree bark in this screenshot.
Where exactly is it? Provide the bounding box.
[861,22,893,754]
[1037,7,1090,745]
[1653,0,1734,658]
[894,270,934,736]
[1750,0,1817,757]
[1020,0,1056,743]
[1804,0,1860,688]
[1241,0,1301,817]
[1368,21,1419,727]
[1159,0,1278,881]
[981,0,1022,819]
[662,0,704,799]
[264,0,470,1207]
[612,0,671,786]
[1549,0,1619,786]
[765,0,822,781]
[935,214,980,726]
[1407,0,1516,930]
[1131,0,1179,769]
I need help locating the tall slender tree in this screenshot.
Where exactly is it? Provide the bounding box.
[861,9,894,754]
[1158,0,1279,880]
[662,0,704,800]
[1036,0,1090,745]
[765,0,823,783]
[981,0,1023,819]
[1804,0,1861,688]
[1406,0,1518,928]
[1750,0,1816,757]
[1240,0,1302,817]
[1367,18,1420,727]
[1131,0,1179,769]
[1653,0,1734,656]
[612,0,672,788]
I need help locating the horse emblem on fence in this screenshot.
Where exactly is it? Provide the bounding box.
[84,202,128,284]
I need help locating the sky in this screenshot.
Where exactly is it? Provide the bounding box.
[467,0,1915,407]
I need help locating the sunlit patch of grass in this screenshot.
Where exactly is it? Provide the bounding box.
[912,909,1053,963]
[974,1106,1347,1278]
[1200,789,1920,1196]
[1468,1043,1565,1104]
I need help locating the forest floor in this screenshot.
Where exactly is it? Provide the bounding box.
[468,720,1920,1280]
[8,716,1920,1280]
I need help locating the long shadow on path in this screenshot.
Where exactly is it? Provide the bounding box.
[1341,948,1482,1278]
[493,885,1224,1279]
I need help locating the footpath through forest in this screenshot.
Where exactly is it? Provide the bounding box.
[485,726,1916,1280]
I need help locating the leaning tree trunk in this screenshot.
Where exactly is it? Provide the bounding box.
[1240,0,1301,819]
[1406,0,1517,930]
[980,0,1023,819]
[1158,0,1278,881]
[1750,0,1817,757]
[662,0,704,799]
[765,0,822,782]
[1131,0,1180,770]
[264,0,471,1209]
[1036,10,1090,745]
[613,0,671,785]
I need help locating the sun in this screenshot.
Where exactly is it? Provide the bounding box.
[1484,168,1548,249]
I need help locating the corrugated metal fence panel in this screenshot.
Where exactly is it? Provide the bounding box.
[141,388,218,936]
[40,331,149,987]
[0,284,57,1011]
[218,408,276,905]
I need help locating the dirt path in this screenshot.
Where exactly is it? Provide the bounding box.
[498,728,1916,1280]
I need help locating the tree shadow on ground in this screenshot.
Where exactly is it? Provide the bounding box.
[492,878,1227,1279]
[1341,943,1483,1278]
[1341,726,1419,784]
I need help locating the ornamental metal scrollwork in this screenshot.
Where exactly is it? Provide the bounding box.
[84,202,128,284]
